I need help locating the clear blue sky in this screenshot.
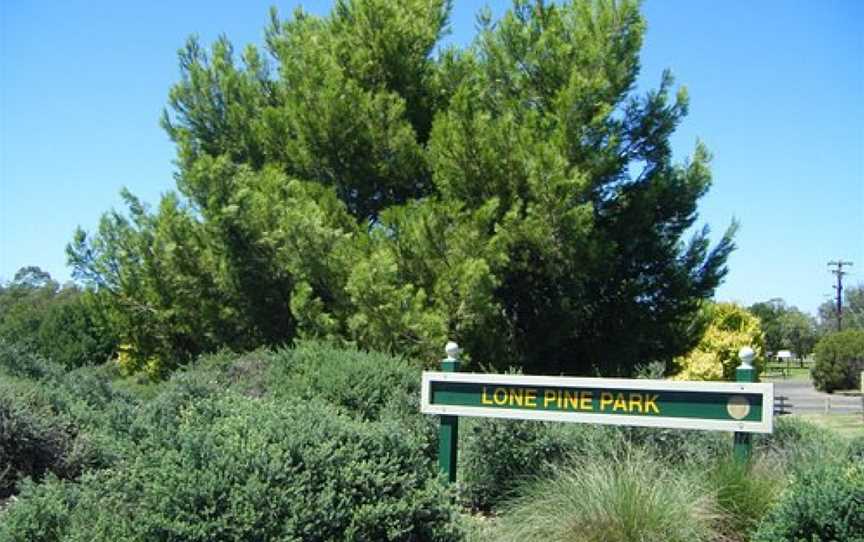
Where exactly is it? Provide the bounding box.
[1,0,862,317]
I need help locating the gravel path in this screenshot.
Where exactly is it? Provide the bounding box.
[771,378,862,414]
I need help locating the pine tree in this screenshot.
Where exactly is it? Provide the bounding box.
[69,0,735,376]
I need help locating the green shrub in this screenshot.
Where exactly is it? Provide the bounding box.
[0,396,82,499]
[752,460,864,542]
[812,329,864,392]
[488,450,720,542]
[0,476,80,542]
[36,295,115,368]
[1,394,463,541]
[268,341,423,422]
[0,339,61,381]
[458,418,592,512]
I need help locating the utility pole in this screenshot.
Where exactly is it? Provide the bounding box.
[828,260,853,331]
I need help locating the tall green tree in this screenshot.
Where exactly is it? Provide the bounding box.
[748,299,786,354]
[779,308,818,362]
[749,298,818,361]
[69,0,735,376]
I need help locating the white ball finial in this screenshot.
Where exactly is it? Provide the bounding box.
[445,341,460,360]
[738,346,755,369]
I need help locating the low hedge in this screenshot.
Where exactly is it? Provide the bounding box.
[0,394,463,542]
[752,460,864,542]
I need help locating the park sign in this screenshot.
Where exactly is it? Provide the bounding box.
[421,372,774,434]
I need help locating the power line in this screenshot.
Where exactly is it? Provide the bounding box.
[828,260,853,331]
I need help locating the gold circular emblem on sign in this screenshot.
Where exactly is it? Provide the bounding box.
[727,396,750,420]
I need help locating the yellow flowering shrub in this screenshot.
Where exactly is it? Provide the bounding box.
[674,302,765,381]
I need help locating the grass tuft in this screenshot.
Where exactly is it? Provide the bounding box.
[487,450,721,542]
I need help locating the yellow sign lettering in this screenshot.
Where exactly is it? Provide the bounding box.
[644,394,660,414]
[493,387,508,405]
[600,392,614,411]
[580,391,593,411]
[629,393,643,413]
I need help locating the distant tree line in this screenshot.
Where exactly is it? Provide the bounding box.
[0,266,115,368]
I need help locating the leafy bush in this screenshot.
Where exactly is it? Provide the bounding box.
[458,418,599,512]
[1,395,463,541]
[752,460,864,542]
[487,451,721,542]
[0,339,62,381]
[673,302,765,381]
[0,269,115,369]
[812,329,864,392]
[36,294,115,368]
[0,476,80,542]
[268,341,423,421]
[0,396,83,499]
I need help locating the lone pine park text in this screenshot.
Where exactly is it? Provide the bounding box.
[481,386,660,414]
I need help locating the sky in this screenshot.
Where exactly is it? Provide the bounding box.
[1,0,862,318]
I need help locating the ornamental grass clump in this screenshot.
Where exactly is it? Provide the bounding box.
[704,455,785,539]
[487,450,721,542]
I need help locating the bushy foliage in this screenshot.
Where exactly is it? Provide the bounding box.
[749,299,818,360]
[673,302,765,380]
[0,396,82,499]
[69,0,734,377]
[0,476,80,542]
[459,419,588,511]
[0,343,140,496]
[0,338,62,381]
[0,395,463,542]
[268,341,424,420]
[752,460,864,542]
[0,267,115,369]
[811,329,864,393]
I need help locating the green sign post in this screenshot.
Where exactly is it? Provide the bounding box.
[733,346,756,462]
[437,342,460,483]
[423,344,773,481]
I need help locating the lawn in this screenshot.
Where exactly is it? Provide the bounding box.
[762,365,811,381]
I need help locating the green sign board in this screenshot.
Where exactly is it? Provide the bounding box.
[422,372,773,433]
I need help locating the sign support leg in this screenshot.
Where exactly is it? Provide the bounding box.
[438,342,460,483]
[734,347,756,463]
